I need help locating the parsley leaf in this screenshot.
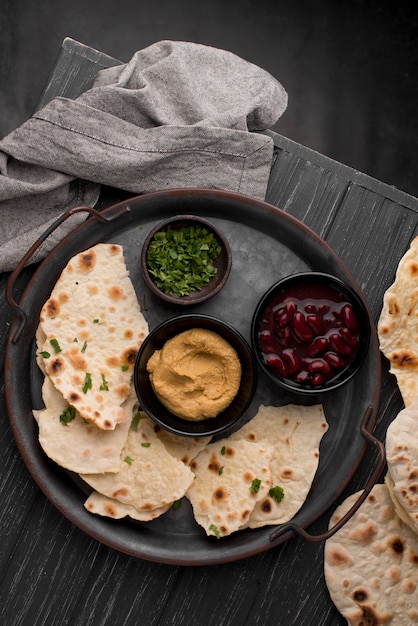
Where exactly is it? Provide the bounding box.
[269,485,285,503]
[82,372,92,394]
[39,350,50,359]
[49,338,62,353]
[130,412,141,431]
[250,478,262,494]
[220,446,226,456]
[172,500,182,511]
[99,373,109,391]
[218,466,224,475]
[209,523,221,539]
[141,442,151,448]
[81,340,88,353]
[124,456,134,465]
[59,406,76,426]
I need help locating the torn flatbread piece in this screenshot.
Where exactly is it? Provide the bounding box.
[324,483,418,625]
[39,243,149,429]
[81,414,194,513]
[378,236,418,406]
[385,398,418,534]
[229,404,328,528]
[84,491,171,522]
[33,376,135,474]
[186,438,274,538]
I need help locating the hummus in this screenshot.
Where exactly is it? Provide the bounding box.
[146,328,242,421]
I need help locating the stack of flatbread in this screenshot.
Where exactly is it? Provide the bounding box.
[324,236,418,623]
[33,242,331,535]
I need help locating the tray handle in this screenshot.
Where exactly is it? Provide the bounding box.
[269,404,385,544]
[6,204,131,344]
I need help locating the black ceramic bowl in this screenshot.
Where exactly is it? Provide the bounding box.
[251,272,371,395]
[134,314,257,437]
[141,215,232,305]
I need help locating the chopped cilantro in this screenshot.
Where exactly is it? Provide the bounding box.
[250,478,262,494]
[269,485,285,503]
[146,224,222,296]
[172,500,182,511]
[130,412,141,431]
[141,442,151,448]
[93,319,100,324]
[59,406,76,426]
[209,523,221,539]
[39,350,50,359]
[124,456,134,465]
[218,466,224,476]
[220,446,226,456]
[73,337,78,342]
[82,372,92,394]
[99,373,109,391]
[81,341,87,353]
[49,338,62,353]
[121,364,129,372]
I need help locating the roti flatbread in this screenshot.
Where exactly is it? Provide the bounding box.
[33,376,135,474]
[385,399,418,535]
[324,483,418,625]
[39,243,148,429]
[186,438,274,537]
[84,491,171,522]
[153,426,212,465]
[378,236,418,406]
[229,404,328,527]
[81,414,194,513]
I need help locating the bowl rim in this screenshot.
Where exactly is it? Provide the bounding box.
[140,214,232,305]
[251,271,372,395]
[134,313,257,437]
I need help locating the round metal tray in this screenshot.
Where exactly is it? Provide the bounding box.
[5,188,382,565]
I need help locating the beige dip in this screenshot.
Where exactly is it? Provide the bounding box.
[146,328,242,421]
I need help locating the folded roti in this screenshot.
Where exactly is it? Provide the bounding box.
[80,414,194,512]
[39,243,149,429]
[186,438,274,537]
[229,404,328,528]
[324,483,418,625]
[378,236,418,406]
[385,399,418,534]
[33,376,135,474]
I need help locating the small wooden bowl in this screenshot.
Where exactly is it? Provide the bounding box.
[141,215,232,305]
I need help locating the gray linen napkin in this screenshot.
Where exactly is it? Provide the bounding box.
[0,40,287,272]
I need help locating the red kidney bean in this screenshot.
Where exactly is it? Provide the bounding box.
[292,312,314,343]
[311,373,324,386]
[329,332,352,356]
[307,337,329,357]
[282,348,301,375]
[274,301,297,327]
[294,369,310,384]
[341,303,357,332]
[259,329,273,345]
[276,325,292,347]
[265,354,287,377]
[324,352,345,369]
[308,359,331,374]
[306,314,324,335]
[340,327,359,349]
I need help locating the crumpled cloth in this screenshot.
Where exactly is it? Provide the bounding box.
[0,40,287,272]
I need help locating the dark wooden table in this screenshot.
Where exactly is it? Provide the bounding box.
[1,38,417,625]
